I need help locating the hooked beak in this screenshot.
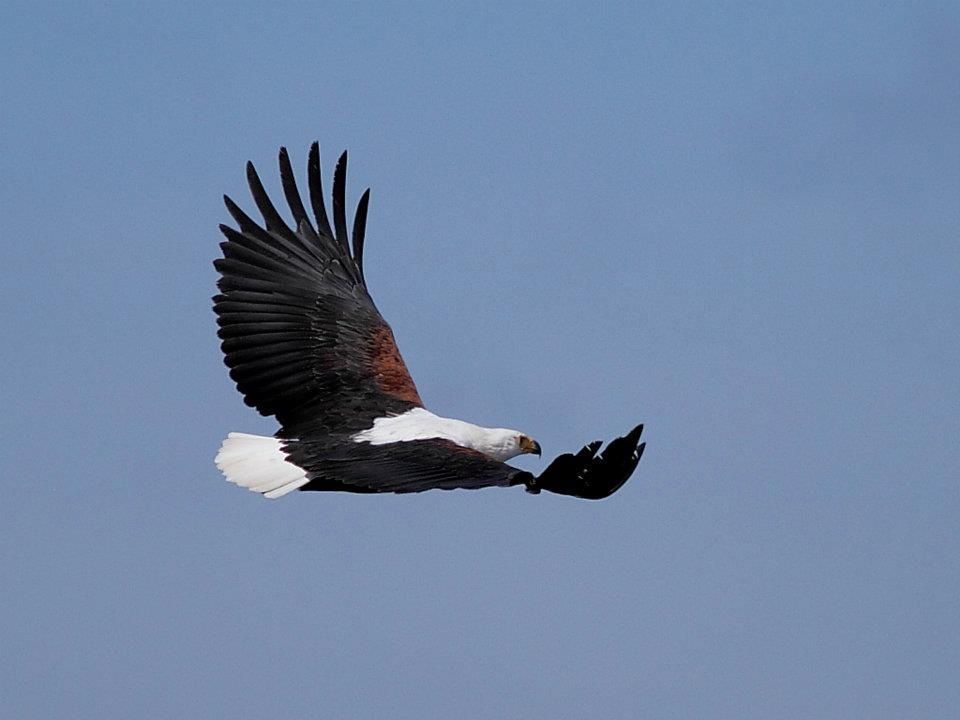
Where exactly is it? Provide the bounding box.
[520,436,542,456]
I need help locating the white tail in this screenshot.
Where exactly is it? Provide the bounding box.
[215,433,309,499]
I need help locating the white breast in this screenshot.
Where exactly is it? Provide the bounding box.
[351,408,523,462]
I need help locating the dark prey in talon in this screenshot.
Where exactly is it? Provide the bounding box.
[213,142,646,500]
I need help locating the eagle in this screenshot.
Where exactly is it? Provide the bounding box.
[213,143,645,500]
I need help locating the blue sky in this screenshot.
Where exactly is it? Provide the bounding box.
[2,2,958,718]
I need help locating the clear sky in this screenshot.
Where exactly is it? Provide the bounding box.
[2,2,958,718]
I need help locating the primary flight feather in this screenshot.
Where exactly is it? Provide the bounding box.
[213,143,645,499]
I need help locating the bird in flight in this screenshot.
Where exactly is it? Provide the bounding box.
[213,143,645,500]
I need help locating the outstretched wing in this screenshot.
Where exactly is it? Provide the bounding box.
[287,424,646,500]
[213,144,422,437]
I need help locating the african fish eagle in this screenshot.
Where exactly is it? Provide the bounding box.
[213,143,645,499]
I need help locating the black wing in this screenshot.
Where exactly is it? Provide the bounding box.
[289,424,646,500]
[213,144,422,437]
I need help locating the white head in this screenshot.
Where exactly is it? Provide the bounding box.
[480,428,542,462]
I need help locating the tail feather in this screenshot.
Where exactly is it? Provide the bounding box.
[215,432,309,499]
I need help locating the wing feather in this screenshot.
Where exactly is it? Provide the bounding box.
[289,438,525,494]
[218,223,320,274]
[307,142,336,241]
[213,145,421,434]
[246,161,296,240]
[331,151,351,259]
[352,188,370,284]
[278,146,312,233]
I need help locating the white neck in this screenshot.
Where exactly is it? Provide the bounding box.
[351,408,524,462]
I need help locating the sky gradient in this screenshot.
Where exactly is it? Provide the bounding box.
[2,2,958,718]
